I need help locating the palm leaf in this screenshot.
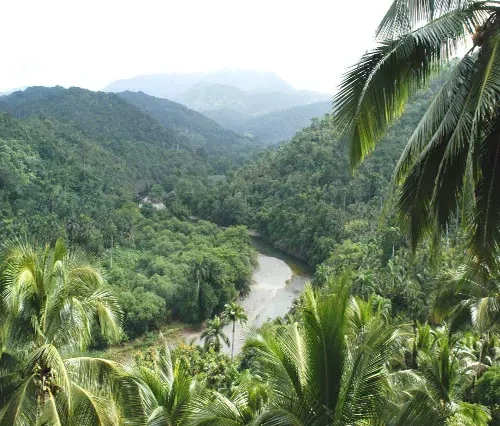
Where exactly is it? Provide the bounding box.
[302,280,350,412]
[0,376,38,426]
[70,382,119,426]
[376,0,476,39]
[469,115,500,265]
[386,388,446,426]
[37,390,67,426]
[185,390,247,426]
[333,4,485,169]
[65,356,149,425]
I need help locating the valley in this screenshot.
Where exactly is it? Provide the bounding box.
[183,237,312,355]
[2,53,500,423]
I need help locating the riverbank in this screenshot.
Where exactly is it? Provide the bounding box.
[182,239,312,355]
[94,237,312,362]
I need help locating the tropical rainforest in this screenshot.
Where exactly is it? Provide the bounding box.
[2,1,500,424]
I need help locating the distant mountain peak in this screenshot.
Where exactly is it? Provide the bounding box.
[105,70,330,118]
[104,69,297,95]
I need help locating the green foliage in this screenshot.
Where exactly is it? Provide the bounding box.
[190,80,441,266]
[117,90,264,171]
[0,88,257,339]
[0,241,146,426]
[334,0,500,266]
[241,278,403,424]
[476,366,500,407]
[0,240,122,352]
[105,219,256,337]
[174,343,237,391]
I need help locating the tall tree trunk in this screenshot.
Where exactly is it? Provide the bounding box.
[231,321,236,360]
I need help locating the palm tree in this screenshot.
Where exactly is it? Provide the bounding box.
[190,256,210,321]
[389,327,492,425]
[432,262,500,331]
[0,240,147,425]
[185,370,269,425]
[200,315,230,353]
[242,277,405,425]
[136,339,198,425]
[333,0,500,266]
[223,302,248,360]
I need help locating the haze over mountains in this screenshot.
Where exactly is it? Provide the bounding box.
[105,70,332,144]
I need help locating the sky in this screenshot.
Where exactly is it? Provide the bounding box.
[0,0,394,94]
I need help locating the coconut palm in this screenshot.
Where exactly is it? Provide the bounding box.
[185,370,269,425]
[223,302,248,360]
[200,315,230,353]
[432,262,500,331]
[136,340,198,425]
[241,277,406,425]
[388,326,493,425]
[333,0,500,266]
[0,239,122,352]
[455,331,500,401]
[0,240,147,425]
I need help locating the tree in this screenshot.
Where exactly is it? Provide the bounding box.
[0,239,122,353]
[190,256,210,322]
[242,277,405,425]
[333,0,500,266]
[200,315,230,353]
[433,263,500,331]
[223,302,248,360]
[136,339,197,425]
[0,240,146,425]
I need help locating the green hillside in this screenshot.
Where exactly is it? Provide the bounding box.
[117,90,263,163]
[0,112,206,243]
[0,103,255,337]
[233,100,332,144]
[0,86,182,147]
[189,84,441,265]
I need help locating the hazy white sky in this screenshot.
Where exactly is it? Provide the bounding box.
[1,0,394,94]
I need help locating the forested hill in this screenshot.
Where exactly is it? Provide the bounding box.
[0,86,183,147]
[209,100,332,145]
[188,82,442,266]
[117,91,264,162]
[0,111,209,243]
[0,105,256,335]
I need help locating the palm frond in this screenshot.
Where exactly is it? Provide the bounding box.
[334,323,404,425]
[469,114,500,265]
[376,0,476,39]
[24,344,71,397]
[302,279,350,411]
[70,382,119,426]
[334,4,484,169]
[243,325,308,400]
[185,390,247,426]
[38,389,67,426]
[0,376,38,426]
[386,388,446,426]
[65,356,149,425]
[417,337,459,403]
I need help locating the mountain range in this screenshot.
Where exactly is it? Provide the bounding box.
[0,86,263,164]
[205,101,332,144]
[105,70,331,144]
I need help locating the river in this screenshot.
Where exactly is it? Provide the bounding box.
[184,238,312,355]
